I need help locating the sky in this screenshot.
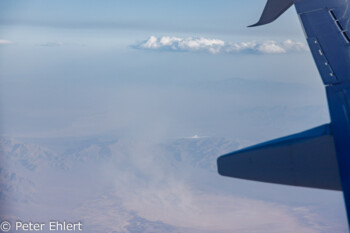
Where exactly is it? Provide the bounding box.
[0,1,346,232]
[0,0,329,141]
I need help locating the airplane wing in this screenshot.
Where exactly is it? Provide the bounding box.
[248,0,294,27]
[217,0,350,227]
[218,124,341,190]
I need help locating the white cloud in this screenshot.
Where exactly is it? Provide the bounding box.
[0,39,12,45]
[136,36,309,55]
[140,36,225,54]
[256,40,287,54]
[282,39,309,51]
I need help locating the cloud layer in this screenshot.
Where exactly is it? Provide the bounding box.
[136,36,308,54]
[0,39,12,45]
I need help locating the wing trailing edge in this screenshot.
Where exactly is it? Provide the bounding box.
[217,124,341,190]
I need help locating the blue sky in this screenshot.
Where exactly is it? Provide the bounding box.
[0,0,328,140]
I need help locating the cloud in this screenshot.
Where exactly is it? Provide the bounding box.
[0,39,12,45]
[136,36,309,54]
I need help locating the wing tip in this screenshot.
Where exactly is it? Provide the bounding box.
[247,22,264,28]
[248,0,294,28]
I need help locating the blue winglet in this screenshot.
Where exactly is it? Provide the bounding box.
[249,0,294,27]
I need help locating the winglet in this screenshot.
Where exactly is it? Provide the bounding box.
[249,0,294,27]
